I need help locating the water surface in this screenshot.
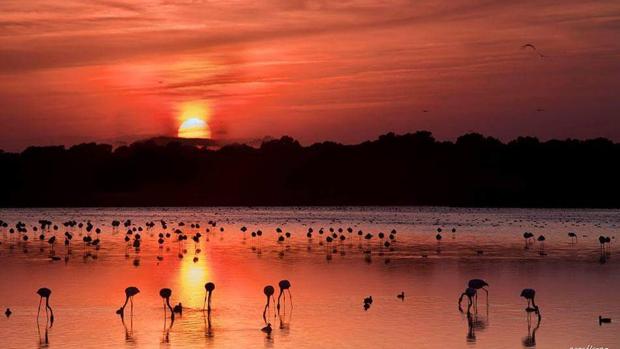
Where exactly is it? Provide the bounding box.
[0,207,618,349]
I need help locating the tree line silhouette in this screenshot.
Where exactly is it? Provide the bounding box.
[0,131,618,207]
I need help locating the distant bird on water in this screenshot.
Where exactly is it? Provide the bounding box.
[363,296,373,310]
[4,308,11,318]
[261,323,272,334]
[599,315,611,325]
[397,292,405,300]
[568,232,577,243]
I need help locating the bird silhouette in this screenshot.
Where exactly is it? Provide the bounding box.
[263,285,275,323]
[599,315,611,325]
[204,282,215,311]
[4,308,11,318]
[159,288,175,321]
[468,279,489,307]
[261,323,272,334]
[397,291,405,300]
[116,286,140,319]
[36,287,54,326]
[276,279,292,314]
[520,288,541,317]
[567,232,577,243]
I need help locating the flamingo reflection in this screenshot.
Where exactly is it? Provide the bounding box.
[522,310,541,347]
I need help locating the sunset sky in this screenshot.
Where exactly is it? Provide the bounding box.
[1,0,619,151]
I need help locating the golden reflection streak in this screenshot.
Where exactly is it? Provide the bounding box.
[177,252,212,308]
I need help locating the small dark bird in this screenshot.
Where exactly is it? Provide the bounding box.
[261,323,272,334]
[397,292,405,300]
[4,308,11,318]
[173,303,183,315]
[599,316,611,325]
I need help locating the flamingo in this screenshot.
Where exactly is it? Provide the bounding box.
[520,288,541,317]
[36,287,54,326]
[276,279,292,313]
[262,285,275,323]
[567,232,577,243]
[203,282,215,311]
[116,286,140,318]
[467,279,489,307]
[159,288,175,321]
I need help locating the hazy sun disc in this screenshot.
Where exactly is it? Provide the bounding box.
[178,118,211,138]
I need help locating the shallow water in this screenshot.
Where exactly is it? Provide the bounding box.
[0,207,618,349]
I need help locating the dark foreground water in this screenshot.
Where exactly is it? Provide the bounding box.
[0,207,618,349]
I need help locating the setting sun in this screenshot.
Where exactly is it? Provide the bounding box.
[177,101,211,138]
[178,118,210,138]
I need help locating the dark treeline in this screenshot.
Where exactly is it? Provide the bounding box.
[1,131,619,207]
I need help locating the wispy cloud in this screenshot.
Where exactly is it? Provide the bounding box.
[0,0,619,151]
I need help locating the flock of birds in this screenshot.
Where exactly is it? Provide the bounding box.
[16,276,612,347]
[0,214,616,346]
[0,216,615,266]
[27,279,293,340]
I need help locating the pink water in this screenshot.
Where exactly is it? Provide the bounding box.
[0,207,618,348]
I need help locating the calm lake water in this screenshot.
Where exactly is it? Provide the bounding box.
[0,207,618,349]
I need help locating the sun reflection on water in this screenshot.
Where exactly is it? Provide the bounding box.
[177,252,212,308]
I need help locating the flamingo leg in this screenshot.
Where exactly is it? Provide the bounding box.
[203,294,207,311]
[277,290,283,313]
[37,297,42,319]
[287,289,293,310]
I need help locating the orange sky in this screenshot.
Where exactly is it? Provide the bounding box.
[1,0,619,151]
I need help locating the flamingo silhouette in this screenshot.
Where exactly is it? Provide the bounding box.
[36,287,54,326]
[520,288,541,317]
[262,285,275,323]
[204,282,215,311]
[567,232,577,243]
[276,279,292,314]
[159,288,175,321]
[116,286,140,319]
[467,279,489,307]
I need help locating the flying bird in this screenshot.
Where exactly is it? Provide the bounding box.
[521,43,545,58]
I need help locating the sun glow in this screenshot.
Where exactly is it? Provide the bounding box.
[177,101,211,138]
